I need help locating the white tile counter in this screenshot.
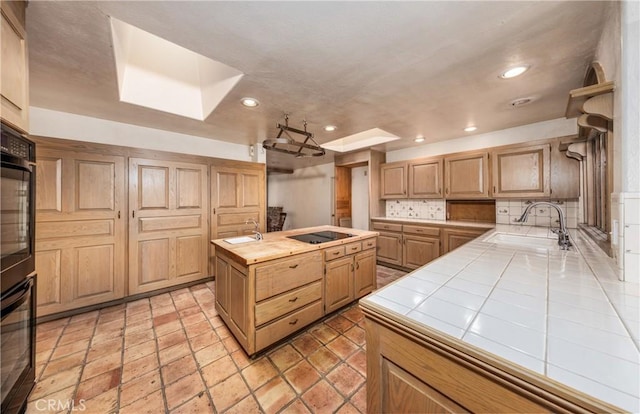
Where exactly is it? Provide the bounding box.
[361,224,640,412]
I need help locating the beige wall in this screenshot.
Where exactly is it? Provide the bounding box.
[29,107,254,162]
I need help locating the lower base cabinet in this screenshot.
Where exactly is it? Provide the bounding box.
[442,227,488,253]
[214,236,377,355]
[373,220,489,270]
[362,308,617,413]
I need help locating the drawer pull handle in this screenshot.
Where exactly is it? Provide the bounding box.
[384,225,389,229]
[289,319,298,325]
[333,251,340,255]
[351,247,358,250]
[289,264,299,269]
[289,297,298,302]
[417,229,422,232]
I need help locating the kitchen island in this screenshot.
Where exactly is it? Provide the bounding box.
[361,224,639,412]
[211,225,378,355]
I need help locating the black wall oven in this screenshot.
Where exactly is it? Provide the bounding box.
[1,123,36,414]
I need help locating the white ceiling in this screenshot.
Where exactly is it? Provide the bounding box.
[26,1,610,170]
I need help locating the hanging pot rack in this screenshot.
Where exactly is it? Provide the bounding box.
[262,115,326,158]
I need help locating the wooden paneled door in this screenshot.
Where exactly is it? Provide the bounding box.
[211,165,265,272]
[35,150,125,316]
[129,158,209,295]
[408,158,443,199]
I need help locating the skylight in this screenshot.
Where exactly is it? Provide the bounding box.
[321,128,400,152]
[110,17,243,120]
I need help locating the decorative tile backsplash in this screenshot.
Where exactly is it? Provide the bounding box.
[386,199,579,228]
[386,200,446,220]
[495,199,579,228]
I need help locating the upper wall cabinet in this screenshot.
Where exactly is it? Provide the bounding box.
[381,157,443,199]
[1,1,29,132]
[380,161,407,199]
[491,144,550,198]
[444,151,490,199]
[408,158,443,199]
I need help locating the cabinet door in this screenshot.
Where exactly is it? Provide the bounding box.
[403,235,440,270]
[325,256,354,314]
[492,144,550,198]
[380,162,407,199]
[215,255,230,315]
[211,165,265,273]
[354,249,376,298]
[129,158,209,294]
[228,266,248,336]
[377,231,403,266]
[442,228,487,254]
[408,158,443,199]
[0,2,28,133]
[444,152,489,199]
[382,359,468,413]
[35,150,126,316]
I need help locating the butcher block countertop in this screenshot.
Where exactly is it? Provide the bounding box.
[211,225,378,266]
[361,224,640,412]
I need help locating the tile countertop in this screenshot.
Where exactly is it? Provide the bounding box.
[370,216,495,229]
[361,224,640,412]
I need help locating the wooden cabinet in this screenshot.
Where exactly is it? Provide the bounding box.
[1,0,29,133]
[211,165,265,272]
[215,249,323,355]
[381,158,443,199]
[442,227,488,253]
[380,162,407,199]
[354,248,376,297]
[35,150,126,316]
[408,158,443,199]
[491,144,550,198]
[403,234,440,270]
[444,151,490,199]
[215,252,248,343]
[129,158,209,295]
[325,256,354,314]
[372,222,403,266]
[373,221,441,270]
[362,308,611,413]
[325,240,377,314]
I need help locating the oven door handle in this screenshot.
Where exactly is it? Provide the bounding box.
[2,158,32,173]
[1,278,33,318]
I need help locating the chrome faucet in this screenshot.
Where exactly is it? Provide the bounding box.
[246,219,263,241]
[514,202,572,250]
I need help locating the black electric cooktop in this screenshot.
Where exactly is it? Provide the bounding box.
[287,231,354,244]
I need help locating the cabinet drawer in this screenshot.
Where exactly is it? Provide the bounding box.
[255,281,322,326]
[403,225,440,237]
[362,238,377,250]
[325,246,346,261]
[345,242,362,254]
[255,301,323,351]
[372,222,402,232]
[256,251,322,301]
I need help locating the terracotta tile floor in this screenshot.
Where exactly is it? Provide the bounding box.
[27,265,406,414]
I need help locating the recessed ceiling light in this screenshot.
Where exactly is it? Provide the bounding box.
[241,97,259,107]
[324,125,337,132]
[414,135,425,143]
[500,65,530,79]
[464,126,477,132]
